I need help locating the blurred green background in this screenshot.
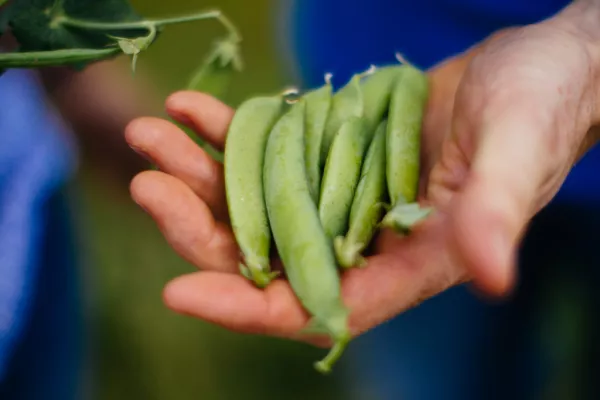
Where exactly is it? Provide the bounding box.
[73,0,352,399]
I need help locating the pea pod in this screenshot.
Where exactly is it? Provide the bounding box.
[318,116,371,240]
[263,99,351,375]
[319,72,365,168]
[334,120,388,268]
[361,65,404,133]
[385,64,429,207]
[303,74,333,202]
[224,92,288,288]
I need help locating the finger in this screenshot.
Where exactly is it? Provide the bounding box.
[448,90,562,296]
[131,170,239,273]
[165,91,235,151]
[125,117,228,220]
[163,272,313,341]
[163,214,466,343]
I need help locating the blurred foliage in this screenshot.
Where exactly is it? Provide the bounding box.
[128,0,288,106]
[74,0,351,399]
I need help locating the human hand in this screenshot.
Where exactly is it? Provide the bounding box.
[125,0,600,345]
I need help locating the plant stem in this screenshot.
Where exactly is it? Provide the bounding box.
[57,10,241,41]
[313,335,350,374]
[0,47,120,68]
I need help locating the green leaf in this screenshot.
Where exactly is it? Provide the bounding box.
[8,0,143,52]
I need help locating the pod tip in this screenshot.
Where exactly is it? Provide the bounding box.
[324,72,333,85]
[239,262,279,288]
[281,86,300,97]
[334,236,366,269]
[394,52,408,65]
[359,64,377,79]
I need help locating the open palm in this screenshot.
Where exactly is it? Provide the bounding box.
[126,18,600,347]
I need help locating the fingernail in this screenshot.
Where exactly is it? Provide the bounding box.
[133,199,150,215]
[131,191,150,213]
[129,144,151,162]
[168,109,193,126]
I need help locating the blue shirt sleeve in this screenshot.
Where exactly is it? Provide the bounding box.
[0,69,76,379]
[279,0,599,205]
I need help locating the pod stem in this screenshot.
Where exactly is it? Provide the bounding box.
[314,333,351,374]
[358,64,377,80]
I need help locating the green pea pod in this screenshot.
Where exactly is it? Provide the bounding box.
[303,75,333,202]
[224,92,286,288]
[361,65,404,133]
[319,116,371,240]
[264,99,351,375]
[385,64,429,207]
[319,72,365,168]
[380,202,434,235]
[334,120,388,268]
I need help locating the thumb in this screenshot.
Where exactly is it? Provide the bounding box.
[448,110,558,297]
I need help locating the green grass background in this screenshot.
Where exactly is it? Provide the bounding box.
[74,0,352,399]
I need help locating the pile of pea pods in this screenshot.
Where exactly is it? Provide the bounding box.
[224,60,434,374]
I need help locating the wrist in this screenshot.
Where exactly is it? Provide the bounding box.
[551,1,600,151]
[552,0,600,42]
[550,0,600,72]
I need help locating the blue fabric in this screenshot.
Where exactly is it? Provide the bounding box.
[283,0,600,205]
[344,286,491,400]
[0,190,84,400]
[0,69,77,384]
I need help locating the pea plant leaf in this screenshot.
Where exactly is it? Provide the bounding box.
[8,0,143,51]
[0,0,243,79]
